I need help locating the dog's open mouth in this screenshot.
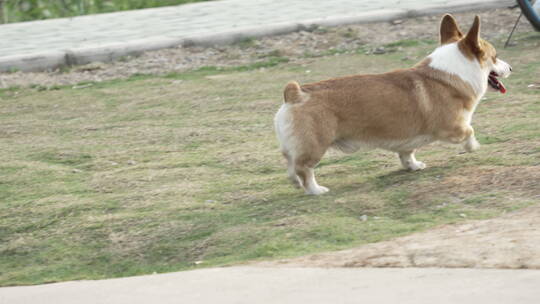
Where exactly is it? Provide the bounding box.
[488,72,506,94]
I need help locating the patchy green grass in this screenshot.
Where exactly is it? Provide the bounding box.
[1,32,539,286]
[1,0,214,24]
[384,38,436,48]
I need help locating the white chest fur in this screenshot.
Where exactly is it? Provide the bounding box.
[428,43,488,97]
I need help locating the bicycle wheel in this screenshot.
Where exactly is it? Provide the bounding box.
[517,0,540,31]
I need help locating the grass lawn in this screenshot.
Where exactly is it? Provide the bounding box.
[1,0,212,23]
[0,32,539,286]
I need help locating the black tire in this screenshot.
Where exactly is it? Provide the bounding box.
[517,0,540,31]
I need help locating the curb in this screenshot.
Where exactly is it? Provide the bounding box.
[0,0,514,73]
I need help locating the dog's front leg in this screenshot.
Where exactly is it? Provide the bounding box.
[439,125,480,152]
[398,150,426,171]
[463,126,480,152]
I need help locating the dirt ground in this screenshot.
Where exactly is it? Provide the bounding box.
[2,6,539,273]
[254,166,540,269]
[0,7,536,88]
[257,202,540,269]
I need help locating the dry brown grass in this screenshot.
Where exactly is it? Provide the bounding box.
[0,30,539,286]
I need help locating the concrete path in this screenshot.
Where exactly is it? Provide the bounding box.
[1,267,540,304]
[0,0,514,71]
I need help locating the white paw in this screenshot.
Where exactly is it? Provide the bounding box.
[408,161,426,171]
[464,138,480,152]
[306,186,329,195]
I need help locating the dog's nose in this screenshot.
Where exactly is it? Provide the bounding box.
[509,65,512,72]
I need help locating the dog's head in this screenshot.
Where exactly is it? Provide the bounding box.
[438,14,512,93]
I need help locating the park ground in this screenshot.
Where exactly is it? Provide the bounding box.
[0,0,211,23]
[0,8,539,286]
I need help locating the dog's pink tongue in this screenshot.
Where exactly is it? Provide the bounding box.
[499,81,507,94]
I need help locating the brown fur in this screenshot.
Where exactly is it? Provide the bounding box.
[276,14,507,194]
[284,81,305,104]
[288,59,476,155]
[456,15,498,66]
[440,14,463,44]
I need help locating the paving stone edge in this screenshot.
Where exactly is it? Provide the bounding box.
[0,0,514,72]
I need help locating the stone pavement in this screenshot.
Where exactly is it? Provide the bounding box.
[1,267,540,304]
[0,0,514,71]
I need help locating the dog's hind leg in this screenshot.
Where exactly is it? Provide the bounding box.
[275,104,302,188]
[282,151,301,188]
[398,150,426,171]
[294,152,328,195]
[296,166,328,195]
[275,102,335,195]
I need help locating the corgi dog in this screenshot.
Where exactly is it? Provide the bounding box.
[274,14,512,195]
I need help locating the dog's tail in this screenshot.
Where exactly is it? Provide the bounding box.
[283,81,306,104]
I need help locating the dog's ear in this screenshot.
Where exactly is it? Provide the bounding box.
[463,15,481,50]
[440,14,463,44]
